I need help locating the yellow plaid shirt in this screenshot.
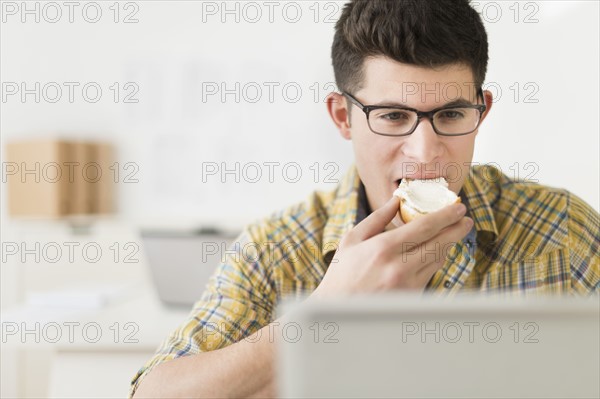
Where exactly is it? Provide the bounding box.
[130,163,599,396]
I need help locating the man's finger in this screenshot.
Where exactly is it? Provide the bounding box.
[384,203,405,232]
[412,216,473,277]
[384,202,468,247]
[350,196,400,242]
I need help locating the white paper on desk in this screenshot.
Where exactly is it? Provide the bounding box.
[26,283,136,309]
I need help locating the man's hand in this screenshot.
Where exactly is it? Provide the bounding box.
[312,196,473,296]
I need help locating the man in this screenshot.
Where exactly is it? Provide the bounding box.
[131,0,599,397]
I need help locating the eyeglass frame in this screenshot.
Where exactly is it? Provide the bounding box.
[342,89,487,137]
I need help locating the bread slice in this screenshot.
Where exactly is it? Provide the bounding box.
[393,178,460,223]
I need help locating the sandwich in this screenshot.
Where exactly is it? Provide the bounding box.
[393,177,460,223]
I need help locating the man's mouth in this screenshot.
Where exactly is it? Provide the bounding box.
[395,175,444,186]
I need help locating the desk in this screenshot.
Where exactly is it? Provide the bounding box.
[2,285,190,398]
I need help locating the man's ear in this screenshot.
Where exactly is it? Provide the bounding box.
[326,92,352,140]
[480,89,494,123]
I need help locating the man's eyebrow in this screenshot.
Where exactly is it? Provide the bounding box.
[373,97,475,108]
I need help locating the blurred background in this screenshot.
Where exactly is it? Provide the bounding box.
[1,1,598,397]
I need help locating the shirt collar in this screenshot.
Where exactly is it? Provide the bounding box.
[321,163,361,264]
[321,164,499,264]
[459,169,499,241]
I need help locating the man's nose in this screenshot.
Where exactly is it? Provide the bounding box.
[401,118,444,164]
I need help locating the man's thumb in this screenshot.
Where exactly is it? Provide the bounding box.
[353,196,401,241]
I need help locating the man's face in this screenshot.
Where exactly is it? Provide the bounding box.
[329,56,492,215]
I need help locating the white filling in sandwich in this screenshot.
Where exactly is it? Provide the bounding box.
[393,178,458,213]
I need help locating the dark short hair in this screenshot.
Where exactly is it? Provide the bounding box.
[332,0,489,94]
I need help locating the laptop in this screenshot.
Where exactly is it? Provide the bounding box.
[277,294,600,398]
[141,227,238,307]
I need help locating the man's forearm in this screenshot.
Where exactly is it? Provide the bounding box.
[133,322,277,398]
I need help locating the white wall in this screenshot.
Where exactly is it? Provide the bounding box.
[1,0,598,231]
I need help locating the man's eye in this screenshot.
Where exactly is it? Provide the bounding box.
[380,111,409,121]
[439,110,464,119]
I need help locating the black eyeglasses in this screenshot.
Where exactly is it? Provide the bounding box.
[342,90,487,137]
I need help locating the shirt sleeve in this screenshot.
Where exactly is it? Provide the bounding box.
[567,192,600,295]
[129,224,277,398]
